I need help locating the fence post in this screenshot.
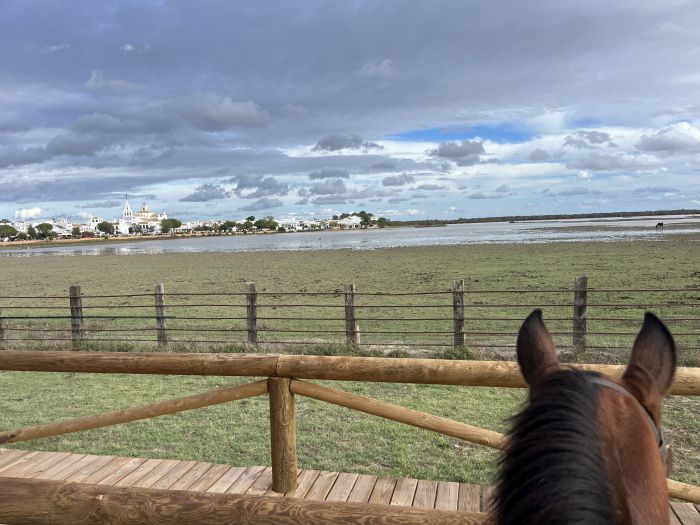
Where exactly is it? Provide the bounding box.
[344,283,360,346]
[268,377,297,493]
[0,307,7,345]
[573,275,588,355]
[155,283,168,346]
[246,282,258,345]
[453,279,465,349]
[68,285,84,348]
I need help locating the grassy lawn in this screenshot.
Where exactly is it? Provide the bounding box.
[0,237,698,486]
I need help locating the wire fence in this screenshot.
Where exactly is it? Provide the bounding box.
[0,277,698,356]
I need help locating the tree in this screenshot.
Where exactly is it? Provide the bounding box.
[221,220,238,232]
[71,226,81,238]
[241,220,254,231]
[358,210,373,226]
[246,216,256,222]
[0,225,18,238]
[26,225,37,240]
[35,223,54,240]
[97,221,114,236]
[160,218,182,234]
[254,216,278,230]
[377,217,391,228]
[130,224,143,235]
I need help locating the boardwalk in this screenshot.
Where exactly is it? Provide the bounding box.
[1,448,698,523]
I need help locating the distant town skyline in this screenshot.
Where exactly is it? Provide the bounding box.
[1,1,699,223]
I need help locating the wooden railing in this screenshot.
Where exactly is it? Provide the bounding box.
[1,351,699,514]
[1,278,699,354]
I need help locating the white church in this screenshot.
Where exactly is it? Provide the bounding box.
[115,196,168,235]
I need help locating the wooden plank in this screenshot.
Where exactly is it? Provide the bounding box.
[206,466,246,493]
[17,451,72,477]
[82,456,133,484]
[246,467,273,496]
[458,483,481,512]
[0,451,57,477]
[0,450,40,475]
[113,459,164,487]
[130,459,180,488]
[369,477,397,505]
[435,481,460,511]
[670,508,683,525]
[188,463,230,492]
[346,474,378,503]
[326,472,359,502]
[170,462,215,491]
[412,479,438,509]
[390,477,419,507]
[97,457,147,485]
[227,465,266,494]
[150,460,197,490]
[672,502,700,524]
[304,470,339,501]
[482,486,495,513]
[43,454,91,480]
[65,455,120,483]
[0,449,27,470]
[284,469,320,498]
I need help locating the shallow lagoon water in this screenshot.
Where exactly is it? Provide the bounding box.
[1,215,698,257]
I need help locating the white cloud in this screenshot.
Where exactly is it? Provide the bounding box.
[405,208,423,215]
[577,170,593,180]
[636,122,700,154]
[15,207,43,220]
[86,70,134,91]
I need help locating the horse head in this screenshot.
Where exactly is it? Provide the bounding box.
[493,310,676,524]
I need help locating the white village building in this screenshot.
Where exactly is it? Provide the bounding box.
[115,197,168,235]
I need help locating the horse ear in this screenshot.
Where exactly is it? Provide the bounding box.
[516,309,559,388]
[623,312,676,396]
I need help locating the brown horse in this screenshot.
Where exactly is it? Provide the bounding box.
[492,310,675,524]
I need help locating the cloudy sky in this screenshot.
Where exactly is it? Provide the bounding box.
[1,0,700,223]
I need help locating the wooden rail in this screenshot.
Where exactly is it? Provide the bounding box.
[1,351,697,395]
[0,477,486,525]
[1,351,699,508]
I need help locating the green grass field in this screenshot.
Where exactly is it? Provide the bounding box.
[0,237,698,485]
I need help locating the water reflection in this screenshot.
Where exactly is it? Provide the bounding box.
[1,215,698,258]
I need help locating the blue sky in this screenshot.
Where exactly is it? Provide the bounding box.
[1,0,699,223]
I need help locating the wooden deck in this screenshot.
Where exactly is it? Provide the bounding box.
[1,448,698,523]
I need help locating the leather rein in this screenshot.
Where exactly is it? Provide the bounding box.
[588,376,669,465]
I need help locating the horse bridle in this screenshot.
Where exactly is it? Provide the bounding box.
[588,376,669,466]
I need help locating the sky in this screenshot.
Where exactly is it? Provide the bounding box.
[1,0,700,223]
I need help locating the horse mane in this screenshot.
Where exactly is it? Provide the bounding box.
[492,369,616,524]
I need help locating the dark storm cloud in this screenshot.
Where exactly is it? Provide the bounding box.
[382,173,414,186]
[180,183,232,202]
[312,134,383,152]
[228,174,289,199]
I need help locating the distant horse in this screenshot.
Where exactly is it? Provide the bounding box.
[656,222,664,230]
[492,310,675,524]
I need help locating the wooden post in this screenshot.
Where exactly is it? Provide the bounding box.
[344,283,360,346]
[268,377,297,493]
[246,282,257,345]
[154,283,168,346]
[68,285,84,348]
[573,275,588,355]
[0,307,7,345]
[453,279,465,349]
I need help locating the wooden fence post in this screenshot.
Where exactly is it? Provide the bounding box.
[453,279,465,349]
[246,282,258,345]
[0,307,7,345]
[344,283,360,346]
[154,283,168,346]
[68,285,84,348]
[573,275,588,355]
[268,377,297,493]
